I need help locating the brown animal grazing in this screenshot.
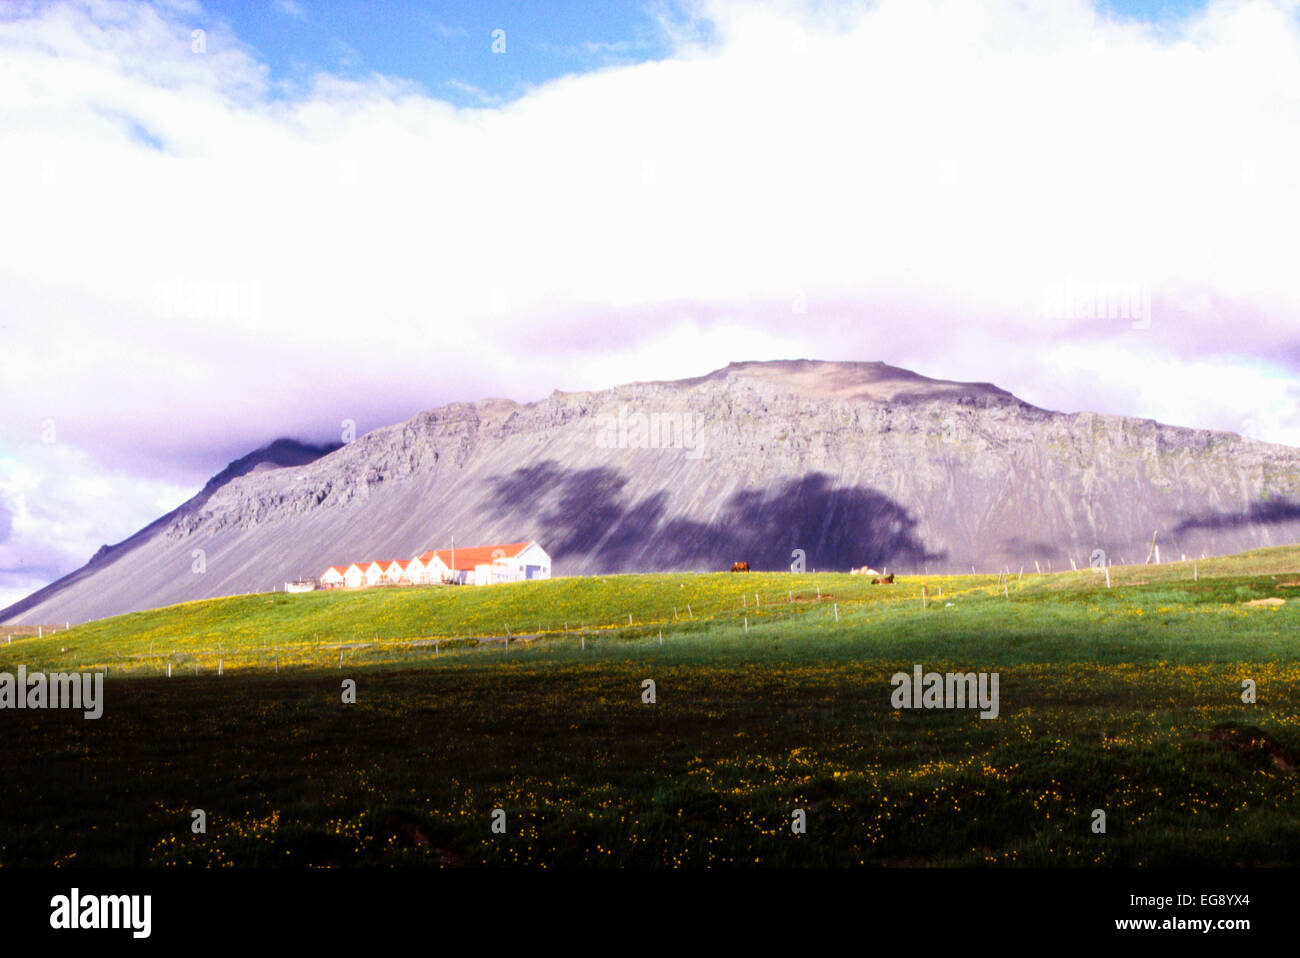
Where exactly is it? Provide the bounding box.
[871,574,896,584]
[730,561,750,573]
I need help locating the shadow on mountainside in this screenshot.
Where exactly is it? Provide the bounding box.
[1173,497,1300,533]
[489,462,944,572]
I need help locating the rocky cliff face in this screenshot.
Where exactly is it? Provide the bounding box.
[5,359,1300,624]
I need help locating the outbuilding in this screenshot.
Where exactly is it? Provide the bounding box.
[320,565,348,589]
[422,541,551,586]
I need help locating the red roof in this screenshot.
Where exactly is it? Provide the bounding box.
[422,541,532,572]
[327,544,533,578]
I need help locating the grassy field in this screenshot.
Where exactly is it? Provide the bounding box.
[2,548,1299,867]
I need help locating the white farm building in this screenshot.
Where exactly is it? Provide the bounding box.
[418,541,551,586]
[318,541,550,589]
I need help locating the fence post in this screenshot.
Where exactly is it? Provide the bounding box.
[833,603,839,622]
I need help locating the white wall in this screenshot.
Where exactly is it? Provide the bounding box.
[514,542,551,580]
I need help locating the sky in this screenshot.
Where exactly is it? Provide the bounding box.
[1,0,1298,609]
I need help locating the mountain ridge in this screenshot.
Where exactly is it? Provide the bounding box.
[1,438,340,623]
[4,359,1299,624]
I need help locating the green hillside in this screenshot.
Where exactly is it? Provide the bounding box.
[2,546,1299,867]
[8,545,1300,676]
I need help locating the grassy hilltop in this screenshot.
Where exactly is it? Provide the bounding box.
[2,547,1299,867]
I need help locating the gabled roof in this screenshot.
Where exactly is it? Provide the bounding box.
[327,543,537,579]
[420,541,533,571]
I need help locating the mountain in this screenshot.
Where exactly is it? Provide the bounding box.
[5,359,1300,624]
[0,438,339,624]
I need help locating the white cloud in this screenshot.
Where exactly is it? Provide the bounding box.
[440,77,505,106]
[0,443,194,610]
[1,0,1299,602]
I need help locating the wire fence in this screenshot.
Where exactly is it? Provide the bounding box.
[33,573,1031,679]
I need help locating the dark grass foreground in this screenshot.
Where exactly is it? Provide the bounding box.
[2,565,1299,867]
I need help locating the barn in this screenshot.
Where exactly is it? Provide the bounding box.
[320,565,348,589]
[382,559,410,586]
[361,561,385,587]
[320,542,550,590]
[420,541,551,586]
